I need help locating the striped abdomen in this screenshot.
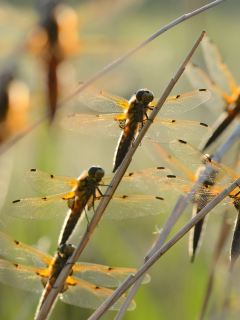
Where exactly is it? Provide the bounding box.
[59,188,93,246]
[113,121,138,172]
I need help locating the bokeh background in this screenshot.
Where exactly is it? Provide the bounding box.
[1,0,240,319]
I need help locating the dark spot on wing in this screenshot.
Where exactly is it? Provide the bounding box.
[171,120,176,123]
[199,89,206,91]
[167,175,176,178]
[176,95,180,98]
[157,167,165,170]
[30,169,36,171]
[50,174,54,178]
[13,263,19,268]
[13,200,20,203]
[156,197,164,200]
[122,195,128,199]
[95,286,100,290]
[14,240,19,245]
[42,197,47,200]
[128,172,134,176]
[200,123,208,127]
[108,267,114,271]
[178,140,186,144]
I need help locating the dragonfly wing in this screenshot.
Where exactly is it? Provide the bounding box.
[142,139,195,180]
[72,83,129,112]
[185,64,228,111]
[147,118,212,143]
[61,277,136,310]
[6,192,75,220]
[61,114,125,138]
[23,169,77,195]
[169,140,239,188]
[0,260,45,293]
[202,37,239,97]
[97,195,169,220]
[158,175,233,211]
[0,232,52,268]
[117,167,172,193]
[151,89,211,118]
[73,262,150,287]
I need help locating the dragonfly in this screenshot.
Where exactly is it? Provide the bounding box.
[185,36,240,151]
[6,166,171,246]
[158,139,240,271]
[0,232,150,316]
[61,83,212,172]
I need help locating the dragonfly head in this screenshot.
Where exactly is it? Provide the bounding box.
[88,166,105,183]
[58,243,76,258]
[136,89,154,105]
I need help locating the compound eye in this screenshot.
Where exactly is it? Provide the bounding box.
[136,89,154,103]
[142,91,154,102]
[88,166,105,182]
[59,244,76,256]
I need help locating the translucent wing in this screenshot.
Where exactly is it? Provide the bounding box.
[0,232,52,268]
[61,114,125,138]
[158,175,234,210]
[147,118,212,143]
[185,64,229,111]
[90,195,169,220]
[169,140,240,188]
[73,262,150,287]
[72,83,129,112]
[61,277,136,310]
[6,192,75,220]
[142,139,196,180]
[23,169,77,195]
[201,37,239,97]
[102,167,172,194]
[0,260,46,293]
[149,89,211,118]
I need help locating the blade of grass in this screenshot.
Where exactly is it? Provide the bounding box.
[0,0,226,157]
[35,30,206,320]
[88,177,240,320]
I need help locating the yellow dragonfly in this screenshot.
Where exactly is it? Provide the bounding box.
[0,232,150,315]
[6,166,171,246]
[185,36,240,151]
[159,139,240,271]
[61,84,212,172]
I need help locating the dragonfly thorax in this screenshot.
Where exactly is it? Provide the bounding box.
[135,89,154,105]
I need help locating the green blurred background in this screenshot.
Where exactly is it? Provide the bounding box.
[1,0,240,319]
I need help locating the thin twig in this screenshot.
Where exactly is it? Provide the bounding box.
[0,0,226,157]
[88,177,240,320]
[35,30,206,320]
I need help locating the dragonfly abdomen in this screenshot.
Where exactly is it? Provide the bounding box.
[58,190,93,246]
[113,122,138,172]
